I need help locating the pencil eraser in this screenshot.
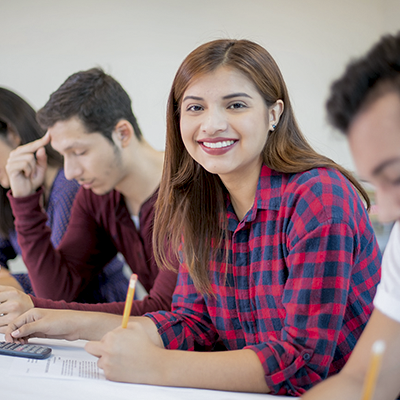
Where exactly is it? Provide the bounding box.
[129,274,138,287]
[372,340,386,354]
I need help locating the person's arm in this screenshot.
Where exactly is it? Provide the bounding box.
[302,309,400,400]
[84,264,269,392]
[85,318,270,392]
[234,169,379,395]
[8,187,117,301]
[6,135,115,301]
[5,307,123,342]
[88,220,374,393]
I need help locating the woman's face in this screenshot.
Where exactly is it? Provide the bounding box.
[0,136,14,188]
[180,66,280,187]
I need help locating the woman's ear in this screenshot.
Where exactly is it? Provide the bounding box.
[7,126,22,148]
[269,100,284,131]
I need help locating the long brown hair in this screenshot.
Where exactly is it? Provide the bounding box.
[153,39,370,294]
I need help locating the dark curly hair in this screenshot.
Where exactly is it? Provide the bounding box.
[327,31,400,133]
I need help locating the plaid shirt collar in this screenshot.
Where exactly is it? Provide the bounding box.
[226,164,283,230]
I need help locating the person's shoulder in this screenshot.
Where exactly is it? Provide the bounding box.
[286,167,357,200]
[287,166,347,186]
[282,167,366,225]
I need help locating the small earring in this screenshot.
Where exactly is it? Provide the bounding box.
[272,124,276,130]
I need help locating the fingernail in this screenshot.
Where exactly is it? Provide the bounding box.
[11,330,20,337]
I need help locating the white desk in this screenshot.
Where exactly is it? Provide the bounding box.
[0,334,289,400]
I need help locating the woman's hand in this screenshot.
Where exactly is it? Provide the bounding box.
[85,320,164,384]
[0,285,34,333]
[85,319,270,392]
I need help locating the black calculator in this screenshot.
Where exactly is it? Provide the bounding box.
[0,341,52,359]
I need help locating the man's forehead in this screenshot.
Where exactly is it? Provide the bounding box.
[49,128,92,152]
[349,92,400,138]
[348,92,400,178]
[50,138,86,150]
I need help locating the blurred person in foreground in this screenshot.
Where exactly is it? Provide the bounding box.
[303,31,400,400]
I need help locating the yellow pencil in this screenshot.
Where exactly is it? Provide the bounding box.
[121,273,138,328]
[361,340,386,400]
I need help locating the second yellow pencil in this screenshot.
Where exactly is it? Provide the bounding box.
[361,339,386,400]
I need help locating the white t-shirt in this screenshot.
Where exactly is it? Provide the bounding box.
[374,221,400,323]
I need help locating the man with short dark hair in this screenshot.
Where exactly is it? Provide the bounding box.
[0,68,177,326]
[303,31,400,400]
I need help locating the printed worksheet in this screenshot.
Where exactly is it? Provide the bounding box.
[8,353,105,380]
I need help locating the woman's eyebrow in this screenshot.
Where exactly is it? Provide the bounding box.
[222,92,252,100]
[182,93,252,102]
[182,95,203,102]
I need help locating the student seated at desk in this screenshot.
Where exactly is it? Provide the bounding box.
[302,31,400,400]
[5,39,381,396]
[0,87,128,302]
[0,69,177,330]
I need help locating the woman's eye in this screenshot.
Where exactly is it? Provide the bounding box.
[186,105,203,112]
[228,102,246,109]
[75,151,86,156]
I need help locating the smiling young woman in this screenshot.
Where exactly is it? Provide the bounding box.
[147,39,381,395]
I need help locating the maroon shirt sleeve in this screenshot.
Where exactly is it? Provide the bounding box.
[9,188,114,301]
[30,266,177,315]
[31,296,125,314]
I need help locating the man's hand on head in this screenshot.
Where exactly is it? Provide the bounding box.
[6,133,50,198]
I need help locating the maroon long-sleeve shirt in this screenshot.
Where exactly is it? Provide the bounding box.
[8,187,177,315]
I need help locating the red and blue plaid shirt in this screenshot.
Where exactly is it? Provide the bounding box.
[146,165,381,396]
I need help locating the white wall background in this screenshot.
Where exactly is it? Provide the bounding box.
[1,0,399,172]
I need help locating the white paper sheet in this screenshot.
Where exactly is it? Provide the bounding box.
[0,334,292,399]
[8,353,105,380]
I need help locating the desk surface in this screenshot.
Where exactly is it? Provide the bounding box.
[0,334,289,400]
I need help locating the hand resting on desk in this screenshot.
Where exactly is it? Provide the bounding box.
[4,307,123,343]
[0,285,33,333]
